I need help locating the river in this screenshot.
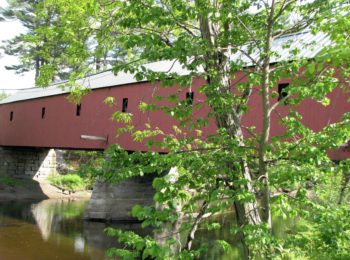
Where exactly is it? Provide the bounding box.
[0,200,139,260]
[0,199,291,259]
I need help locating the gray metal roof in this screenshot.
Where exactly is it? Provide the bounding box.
[232,31,331,64]
[0,60,190,104]
[0,31,331,105]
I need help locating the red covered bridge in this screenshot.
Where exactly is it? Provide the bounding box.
[0,31,349,160]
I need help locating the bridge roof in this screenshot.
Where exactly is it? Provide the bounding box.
[0,30,331,105]
[0,60,190,105]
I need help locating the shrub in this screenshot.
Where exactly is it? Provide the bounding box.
[47,174,86,191]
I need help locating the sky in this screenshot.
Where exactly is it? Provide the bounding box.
[0,0,35,93]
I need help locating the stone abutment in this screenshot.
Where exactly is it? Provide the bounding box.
[85,175,156,221]
[0,147,156,221]
[0,147,57,180]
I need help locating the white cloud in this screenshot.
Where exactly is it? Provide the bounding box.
[0,0,35,93]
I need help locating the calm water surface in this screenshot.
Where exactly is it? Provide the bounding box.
[0,199,150,260]
[0,200,292,260]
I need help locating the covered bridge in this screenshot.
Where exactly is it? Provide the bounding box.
[0,31,349,159]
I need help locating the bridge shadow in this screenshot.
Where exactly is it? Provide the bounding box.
[0,147,160,256]
[0,147,53,200]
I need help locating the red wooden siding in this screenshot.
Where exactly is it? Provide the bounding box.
[0,76,349,160]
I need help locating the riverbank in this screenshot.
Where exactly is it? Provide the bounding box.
[0,177,91,200]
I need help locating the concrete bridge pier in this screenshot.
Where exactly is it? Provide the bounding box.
[85,174,155,221]
[0,147,57,180]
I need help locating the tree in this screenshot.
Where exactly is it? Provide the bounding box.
[0,0,129,85]
[0,0,51,79]
[318,1,350,206]
[31,0,350,259]
[0,91,9,101]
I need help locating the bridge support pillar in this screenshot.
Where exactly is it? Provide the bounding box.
[85,174,155,221]
[0,148,57,180]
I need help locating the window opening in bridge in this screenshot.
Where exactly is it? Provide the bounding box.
[41,107,46,119]
[278,83,289,103]
[76,104,81,116]
[122,98,128,113]
[9,111,13,122]
[186,91,194,105]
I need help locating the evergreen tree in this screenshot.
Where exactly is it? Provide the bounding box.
[0,0,46,79]
[0,0,128,84]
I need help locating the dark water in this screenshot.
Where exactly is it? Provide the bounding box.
[0,200,291,260]
[0,199,150,260]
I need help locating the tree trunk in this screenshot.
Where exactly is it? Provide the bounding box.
[35,57,40,79]
[184,201,208,251]
[234,160,262,259]
[259,57,272,229]
[215,110,262,260]
[154,201,183,254]
[338,172,350,204]
[258,4,275,231]
[196,2,264,258]
[96,56,101,71]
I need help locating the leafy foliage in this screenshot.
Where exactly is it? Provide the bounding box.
[0,91,9,101]
[24,0,350,259]
[0,0,130,86]
[62,150,104,189]
[47,174,86,191]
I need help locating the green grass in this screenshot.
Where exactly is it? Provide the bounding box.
[47,174,86,191]
[0,175,20,187]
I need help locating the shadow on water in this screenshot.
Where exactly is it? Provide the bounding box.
[192,212,244,259]
[192,210,295,260]
[0,199,150,260]
[0,199,294,260]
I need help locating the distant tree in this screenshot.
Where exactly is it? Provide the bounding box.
[0,0,47,79]
[0,91,9,101]
[0,0,130,86]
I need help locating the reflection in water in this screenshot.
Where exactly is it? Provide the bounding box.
[30,199,88,242]
[31,200,55,240]
[75,235,85,253]
[0,199,120,260]
[0,199,291,260]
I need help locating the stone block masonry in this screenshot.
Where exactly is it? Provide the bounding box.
[0,147,57,180]
[0,147,157,221]
[85,174,156,221]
